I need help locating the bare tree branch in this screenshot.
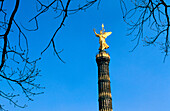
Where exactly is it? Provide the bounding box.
[0,0,100,110]
[121,0,170,59]
[0,0,19,70]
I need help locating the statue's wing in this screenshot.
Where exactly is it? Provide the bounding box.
[103,32,112,38]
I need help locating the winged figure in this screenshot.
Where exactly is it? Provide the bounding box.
[93,24,112,50]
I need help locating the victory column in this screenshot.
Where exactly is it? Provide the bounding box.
[94,24,113,111]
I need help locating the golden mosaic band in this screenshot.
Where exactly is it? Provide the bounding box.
[99,108,113,111]
[99,92,112,98]
[98,75,110,81]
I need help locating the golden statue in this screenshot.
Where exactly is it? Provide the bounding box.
[93,24,112,50]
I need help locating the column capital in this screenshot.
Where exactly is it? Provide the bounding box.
[96,50,110,59]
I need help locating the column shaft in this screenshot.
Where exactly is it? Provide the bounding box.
[96,51,113,111]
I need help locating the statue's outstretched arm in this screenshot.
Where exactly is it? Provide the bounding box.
[93,28,100,37]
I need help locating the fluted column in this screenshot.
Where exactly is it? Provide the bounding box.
[96,50,113,111]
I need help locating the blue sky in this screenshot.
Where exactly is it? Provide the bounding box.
[2,0,170,111]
